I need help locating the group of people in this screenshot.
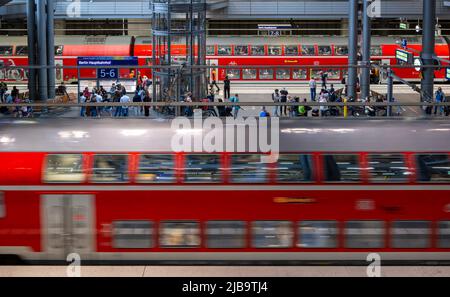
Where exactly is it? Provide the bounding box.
[80,82,151,118]
[0,82,32,117]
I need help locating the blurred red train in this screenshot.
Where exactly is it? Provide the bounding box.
[0,118,450,263]
[0,35,449,85]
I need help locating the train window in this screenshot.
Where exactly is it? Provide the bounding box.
[92,154,129,183]
[368,154,411,183]
[298,221,338,248]
[206,46,215,55]
[112,221,153,249]
[391,221,431,248]
[44,154,85,183]
[345,221,385,249]
[206,221,246,248]
[323,154,362,183]
[0,46,13,55]
[185,154,222,183]
[242,68,257,80]
[252,221,293,248]
[276,154,313,183]
[438,221,450,248]
[55,45,64,56]
[160,221,200,248]
[325,69,340,79]
[276,69,290,80]
[301,45,315,56]
[268,46,282,56]
[251,45,265,56]
[335,46,348,56]
[0,192,4,218]
[230,154,268,183]
[318,46,332,56]
[137,154,175,183]
[15,46,28,56]
[259,69,274,80]
[234,45,249,56]
[416,154,450,183]
[284,45,298,56]
[370,46,382,56]
[226,69,241,80]
[292,69,307,80]
[218,46,231,56]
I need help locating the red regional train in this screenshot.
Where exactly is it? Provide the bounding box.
[0,35,449,85]
[0,118,450,263]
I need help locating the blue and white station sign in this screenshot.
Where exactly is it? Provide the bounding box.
[77,56,138,79]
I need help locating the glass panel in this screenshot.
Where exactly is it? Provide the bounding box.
[323,69,340,79]
[206,221,246,248]
[345,221,385,248]
[234,45,249,56]
[231,154,268,183]
[160,221,200,248]
[185,154,222,183]
[15,46,28,56]
[218,45,231,56]
[276,69,290,80]
[323,154,362,183]
[391,221,431,248]
[44,154,84,183]
[284,45,298,56]
[0,46,13,55]
[438,221,450,248]
[292,69,307,80]
[226,69,240,80]
[112,221,153,249]
[277,154,313,183]
[252,221,293,248]
[92,154,129,183]
[259,68,274,80]
[318,46,332,56]
[137,154,175,183]
[416,154,450,182]
[268,46,282,56]
[335,45,348,56]
[206,45,215,55]
[301,45,315,56]
[251,45,265,56]
[371,46,382,56]
[298,221,337,248]
[368,154,411,183]
[242,68,257,80]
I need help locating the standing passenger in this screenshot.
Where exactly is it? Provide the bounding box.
[229,94,240,119]
[309,78,317,101]
[272,89,280,117]
[280,88,288,116]
[223,76,231,99]
[120,93,130,117]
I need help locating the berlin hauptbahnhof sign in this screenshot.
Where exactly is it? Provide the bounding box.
[77,56,139,79]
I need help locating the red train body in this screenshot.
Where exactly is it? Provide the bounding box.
[0,118,450,263]
[0,35,449,85]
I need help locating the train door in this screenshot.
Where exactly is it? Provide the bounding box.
[41,195,95,259]
[380,59,391,83]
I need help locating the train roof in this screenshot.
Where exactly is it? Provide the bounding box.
[0,118,449,153]
[0,35,132,46]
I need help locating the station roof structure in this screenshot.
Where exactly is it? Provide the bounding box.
[1,0,450,20]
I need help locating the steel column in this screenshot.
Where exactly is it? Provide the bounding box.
[36,0,48,101]
[421,0,436,102]
[47,0,55,99]
[347,0,358,100]
[27,0,37,102]
[361,0,371,100]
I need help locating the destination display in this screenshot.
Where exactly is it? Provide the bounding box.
[396,49,413,64]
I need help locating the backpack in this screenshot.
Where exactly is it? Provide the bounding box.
[298,105,306,115]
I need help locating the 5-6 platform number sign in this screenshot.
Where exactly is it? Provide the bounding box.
[97,68,118,79]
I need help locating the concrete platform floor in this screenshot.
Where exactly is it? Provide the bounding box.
[0,266,450,277]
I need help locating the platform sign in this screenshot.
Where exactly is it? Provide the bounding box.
[446,68,450,80]
[396,49,413,64]
[77,57,138,79]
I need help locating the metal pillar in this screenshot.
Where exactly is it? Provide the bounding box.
[27,0,37,102]
[47,0,55,99]
[36,0,48,101]
[421,0,436,102]
[347,0,358,100]
[361,0,371,100]
[387,68,393,117]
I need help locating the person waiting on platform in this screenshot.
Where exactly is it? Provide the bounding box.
[229,94,240,119]
[223,76,231,99]
[434,87,446,116]
[120,92,130,117]
[309,78,317,101]
[259,106,270,117]
[210,66,220,93]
